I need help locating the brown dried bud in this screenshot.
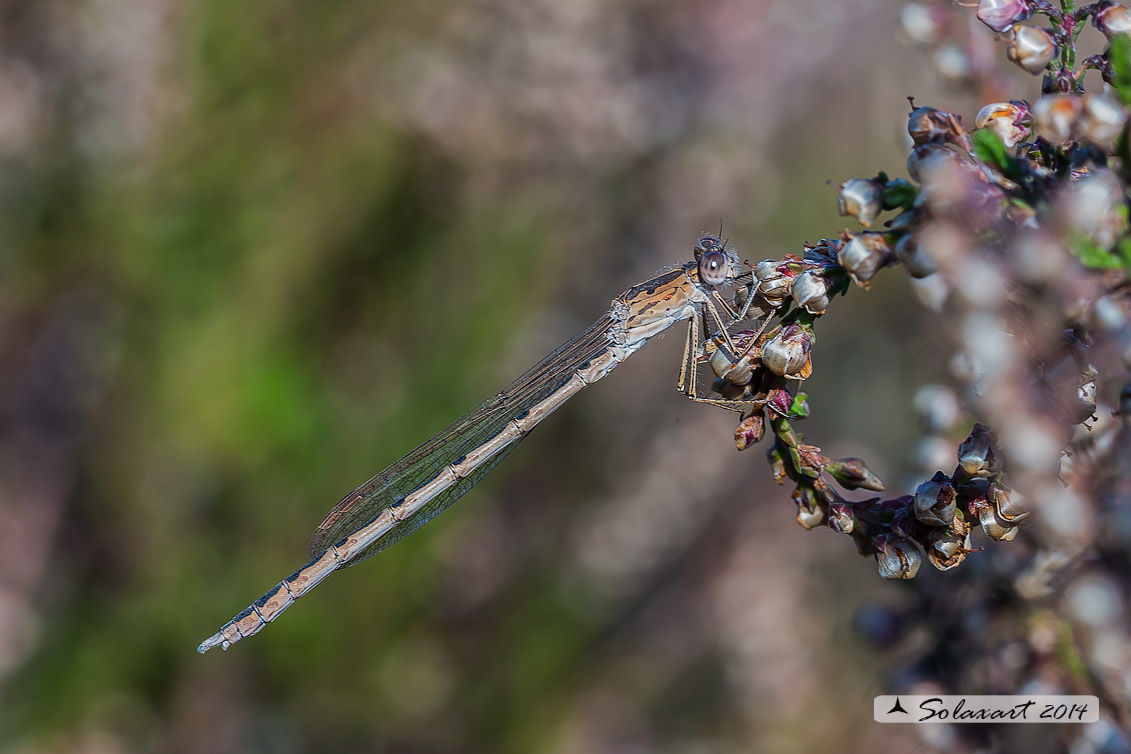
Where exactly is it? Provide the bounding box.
[793,485,826,530]
[734,412,766,451]
[754,260,791,307]
[990,482,1028,522]
[895,234,938,279]
[970,497,1019,541]
[925,515,973,571]
[874,534,923,580]
[914,471,957,526]
[761,324,814,380]
[828,502,856,534]
[826,457,886,492]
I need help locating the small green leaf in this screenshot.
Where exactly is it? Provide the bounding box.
[971,128,1025,181]
[882,178,917,210]
[789,392,810,419]
[1073,236,1124,270]
[1110,34,1131,106]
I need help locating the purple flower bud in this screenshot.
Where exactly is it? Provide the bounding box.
[837,178,885,226]
[762,324,814,380]
[826,457,886,492]
[838,232,894,288]
[1033,94,1082,144]
[974,100,1032,148]
[957,423,1002,477]
[1095,3,1131,41]
[874,534,923,580]
[734,412,765,451]
[790,269,831,314]
[914,471,957,526]
[977,0,1031,32]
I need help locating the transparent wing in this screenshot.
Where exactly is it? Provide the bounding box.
[308,314,617,565]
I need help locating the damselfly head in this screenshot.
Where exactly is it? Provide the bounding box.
[693,235,729,286]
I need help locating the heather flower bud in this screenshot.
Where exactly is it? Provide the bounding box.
[761,324,814,380]
[768,444,787,484]
[914,471,957,526]
[974,100,1032,148]
[754,260,791,306]
[908,106,955,146]
[926,518,973,571]
[837,178,885,226]
[1006,26,1057,75]
[794,485,825,530]
[990,482,1028,522]
[1058,169,1127,248]
[895,234,938,279]
[838,232,893,288]
[970,498,1019,541]
[828,502,856,534]
[976,0,1031,33]
[1033,94,1083,144]
[790,270,831,315]
[874,534,923,580]
[1079,88,1128,148]
[826,457,886,492]
[957,423,1002,477]
[1095,3,1131,41]
[734,412,765,451]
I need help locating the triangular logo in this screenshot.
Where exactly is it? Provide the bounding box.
[887,697,909,714]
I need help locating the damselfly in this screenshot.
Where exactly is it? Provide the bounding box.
[198,236,759,653]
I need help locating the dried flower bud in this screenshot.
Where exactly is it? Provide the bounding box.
[957,423,1002,477]
[1006,26,1057,75]
[990,482,1028,522]
[908,106,956,146]
[971,498,1019,541]
[761,324,814,380]
[874,534,923,580]
[974,100,1032,148]
[1033,94,1083,144]
[895,234,938,278]
[1095,3,1131,41]
[837,178,885,226]
[754,260,791,306]
[768,444,787,484]
[734,412,765,451]
[977,0,1032,33]
[1079,88,1128,148]
[1057,169,1127,248]
[926,516,973,571]
[826,457,886,492]
[790,270,831,315]
[838,232,893,288]
[914,471,957,526]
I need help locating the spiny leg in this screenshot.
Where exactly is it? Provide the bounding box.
[676,313,755,413]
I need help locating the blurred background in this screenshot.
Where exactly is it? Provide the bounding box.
[0,0,1000,751]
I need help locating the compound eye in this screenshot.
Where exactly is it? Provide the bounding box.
[698,249,728,286]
